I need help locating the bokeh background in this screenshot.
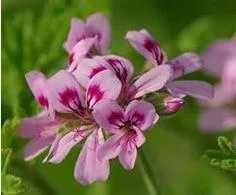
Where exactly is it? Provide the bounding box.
[2,0,236,194]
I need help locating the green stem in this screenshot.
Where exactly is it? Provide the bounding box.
[138,147,161,195]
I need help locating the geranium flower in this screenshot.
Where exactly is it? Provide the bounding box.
[93,99,158,169]
[125,29,213,100]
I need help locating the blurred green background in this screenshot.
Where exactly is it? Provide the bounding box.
[2,0,236,194]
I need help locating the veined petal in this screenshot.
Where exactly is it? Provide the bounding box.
[49,126,92,164]
[73,58,107,88]
[47,70,85,114]
[119,147,137,170]
[125,100,158,131]
[199,108,236,132]
[93,99,124,132]
[86,13,111,55]
[133,65,172,98]
[99,55,134,84]
[68,37,97,72]
[63,18,86,53]
[170,80,214,100]
[74,128,110,185]
[86,70,122,109]
[170,53,203,79]
[98,134,123,161]
[24,136,55,161]
[18,113,62,138]
[125,29,167,66]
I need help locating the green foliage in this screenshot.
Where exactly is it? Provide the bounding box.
[204,136,236,171]
[2,174,25,195]
[2,148,12,175]
[1,117,20,148]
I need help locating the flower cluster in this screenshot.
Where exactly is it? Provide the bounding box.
[199,37,236,144]
[19,13,213,185]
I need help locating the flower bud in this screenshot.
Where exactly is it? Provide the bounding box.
[163,97,185,115]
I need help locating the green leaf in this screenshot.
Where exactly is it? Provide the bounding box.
[203,136,236,171]
[1,117,21,148]
[2,174,25,195]
[1,148,12,175]
[218,136,236,157]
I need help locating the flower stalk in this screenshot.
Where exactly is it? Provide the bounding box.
[138,147,161,195]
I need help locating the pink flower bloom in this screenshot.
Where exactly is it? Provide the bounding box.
[64,13,110,55]
[126,29,214,100]
[44,69,121,185]
[73,55,172,102]
[93,99,158,169]
[199,37,236,135]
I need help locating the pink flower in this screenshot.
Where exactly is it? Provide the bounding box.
[199,37,236,142]
[64,13,110,55]
[93,99,158,169]
[45,69,121,185]
[72,55,172,102]
[126,29,214,100]
[164,97,185,115]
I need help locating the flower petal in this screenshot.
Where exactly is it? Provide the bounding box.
[170,53,203,79]
[86,13,111,54]
[98,134,123,161]
[49,126,92,164]
[93,99,124,132]
[47,70,85,114]
[68,37,97,72]
[202,40,236,77]
[63,18,86,53]
[133,65,172,98]
[24,136,55,161]
[170,80,214,100]
[199,108,236,132]
[86,70,122,109]
[125,100,158,131]
[72,58,107,88]
[25,71,53,115]
[18,113,62,138]
[126,29,167,66]
[119,147,137,170]
[100,55,134,84]
[74,128,110,185]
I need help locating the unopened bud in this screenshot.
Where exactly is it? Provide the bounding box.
[164,98,185,115]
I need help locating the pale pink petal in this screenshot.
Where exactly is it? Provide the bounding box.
[63,18,86,53]
[222,56,236,92]
[86,70,122,109]
[165,82,186,98]
[125,100,158,131]
[24,136,55,161]
[170,53,203,79]
[74,128,110,185]
[47,70,85,113]
[199,108,236,133]
[202,40,236,77]
[86,13,111,54]
[18,113,62,138]
[119,147,137,170]
[72,58,107,88]
[25,71,52,113]
[68,37,97,72]
[133,127,146,148]
[171,80,214,100]
[99,55,134,84]
[43,134,61,163]
[133,65,172,98]
[49,126,92,164]
[125,29,167,66]
[97,134,123,161]
[93,99,124,132]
